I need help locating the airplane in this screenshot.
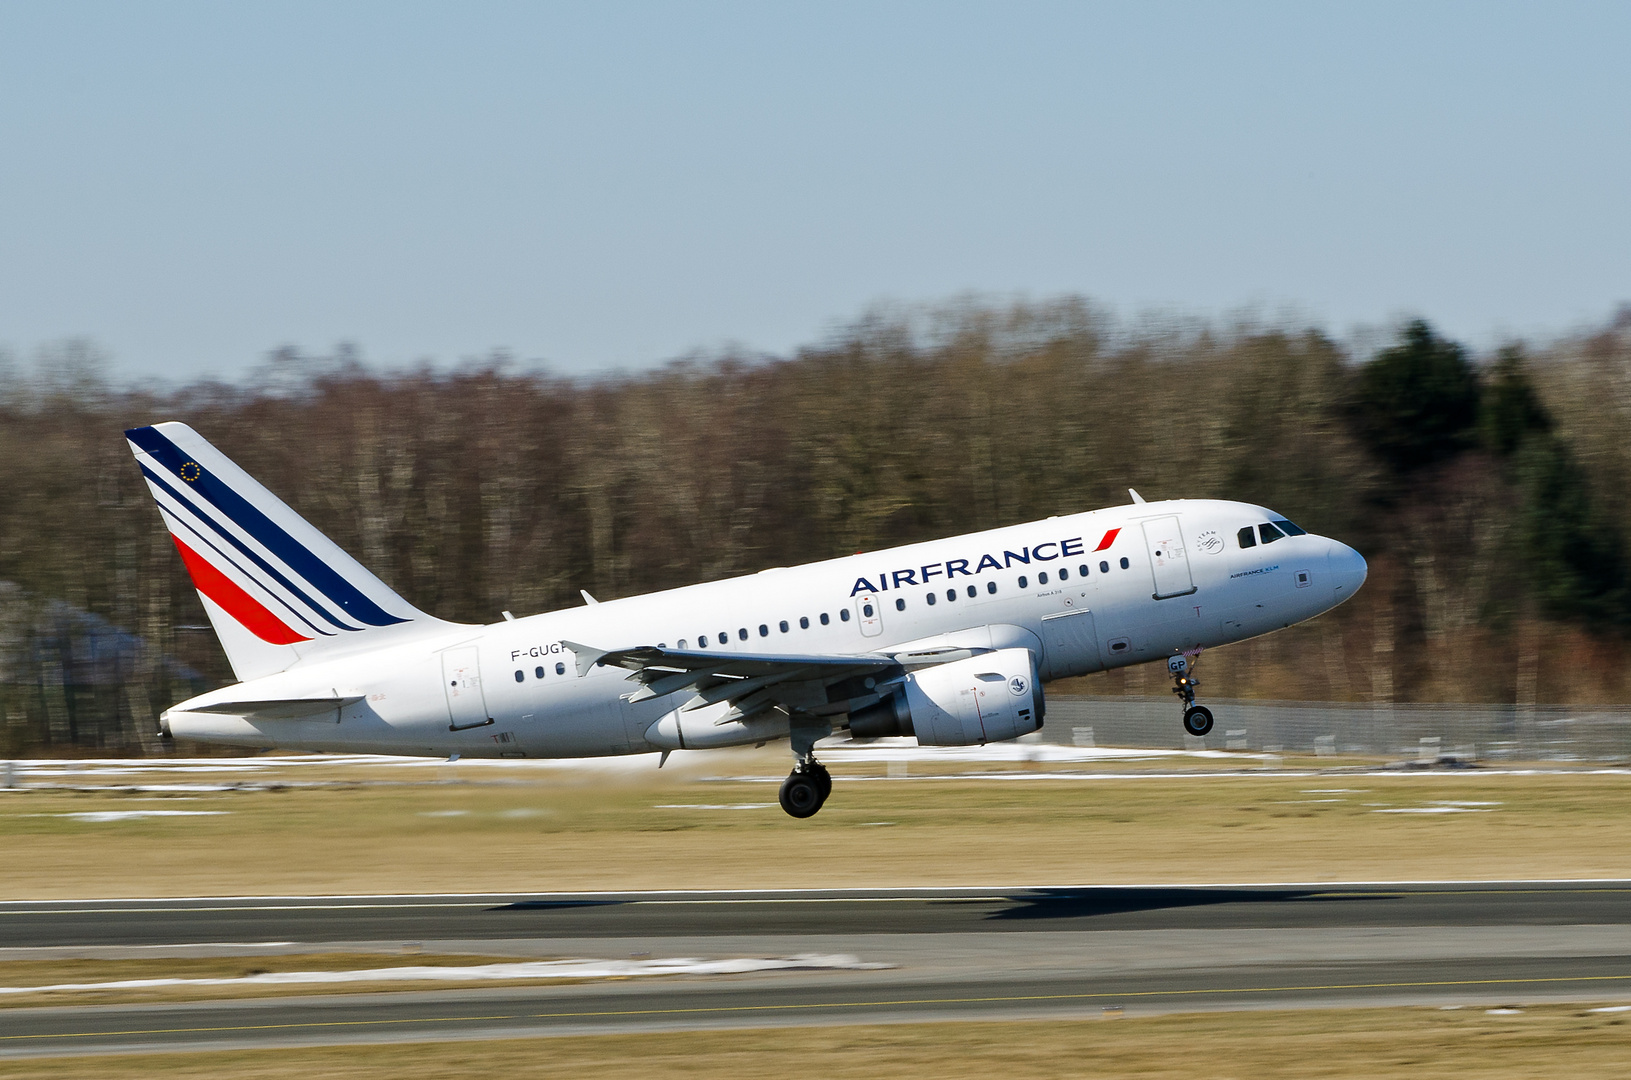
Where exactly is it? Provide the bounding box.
[128,421,1367,818]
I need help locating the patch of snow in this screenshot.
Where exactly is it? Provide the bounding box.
[43,810,230,823]
[0,954,890,994]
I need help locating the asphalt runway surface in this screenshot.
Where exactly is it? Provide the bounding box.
[3,882,1630,1057]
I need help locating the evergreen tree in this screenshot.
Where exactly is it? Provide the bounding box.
[1481,345,1551,456]
[1356,320,1481,473]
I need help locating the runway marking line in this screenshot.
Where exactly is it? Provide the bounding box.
[8,888,1631,918]
[7,972,1631,1043]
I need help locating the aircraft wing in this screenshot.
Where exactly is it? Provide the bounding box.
[561,641,898,720]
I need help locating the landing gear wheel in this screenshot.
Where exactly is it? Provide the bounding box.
[778,770,824,818]
[808,761,832,801]
[1183,705,1214,737]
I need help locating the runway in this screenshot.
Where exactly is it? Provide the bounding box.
[3,883,1630,1056]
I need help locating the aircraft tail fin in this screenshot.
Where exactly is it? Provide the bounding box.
[126,422,448,680]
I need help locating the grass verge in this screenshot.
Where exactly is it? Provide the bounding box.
[3,1006,1631,1077]
[1,751,1628,897]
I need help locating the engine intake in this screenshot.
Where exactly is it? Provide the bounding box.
[848,648,1043,746]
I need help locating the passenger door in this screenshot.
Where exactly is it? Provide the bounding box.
[1141,516,1197,599]
[442,646,492,730]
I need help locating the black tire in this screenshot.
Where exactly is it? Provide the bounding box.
[1183,705,1214,737]
[779,772,824,818]
[809,761,833,801]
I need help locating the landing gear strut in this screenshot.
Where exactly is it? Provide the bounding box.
[780,718,834,819]
[1169,653,1214,737]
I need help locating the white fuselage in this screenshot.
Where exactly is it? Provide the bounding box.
[163,498,1366,757]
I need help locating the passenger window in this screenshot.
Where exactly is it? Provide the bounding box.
[1058,568,1068,581]
[1100,561,1109,573]
[1238,526,1257,549]
[800,616,809,629]
[718,632,728,644]
[1038,571,1049,585]
[779,620,789,633]
[534,666,544,679]
[987,581,997,594]
[1079,564,1090,576]
[946,588,956,601]
[514,670,524,683]
[738,628,749,640]
[863,603,875,617]
[926,592,937,605]
[758,624,769,637]
[896,598,906,611]
[677,640,687,650]
[696,636,708,648]
[967,585,977,598]
[1274,519,1307,536]
[1259,522,1285,544]
[840,609,850,622]
[820,613,830,625]
[1119,557,1129,569]
[555,662,566,675]
[1018,575,1029,588]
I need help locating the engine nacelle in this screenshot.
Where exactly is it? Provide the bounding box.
[848,648,1043,746]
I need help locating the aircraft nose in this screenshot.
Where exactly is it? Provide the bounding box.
[1325,540,1368,601]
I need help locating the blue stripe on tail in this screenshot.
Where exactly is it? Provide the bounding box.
[128,427,409,629]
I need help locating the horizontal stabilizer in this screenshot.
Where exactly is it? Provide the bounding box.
[181,696,364,721]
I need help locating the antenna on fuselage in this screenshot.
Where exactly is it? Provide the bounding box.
[580,590,600,606]
[1129,488,1146,504]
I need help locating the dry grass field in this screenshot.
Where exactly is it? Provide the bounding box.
[3,1006,1630,1079]
[1,749,1628,897]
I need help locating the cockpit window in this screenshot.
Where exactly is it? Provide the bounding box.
[1259,522,1286,544]
[1273,519,1306,536]
[1237,526,1257,549]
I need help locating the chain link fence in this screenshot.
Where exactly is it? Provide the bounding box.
[1042,695,1631,763]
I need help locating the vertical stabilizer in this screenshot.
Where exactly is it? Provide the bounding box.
[126,422,450,680]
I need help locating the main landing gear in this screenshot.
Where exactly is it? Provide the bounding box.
[778,759,832,818]
[1169,652,1214,737]
[781,717,835,818]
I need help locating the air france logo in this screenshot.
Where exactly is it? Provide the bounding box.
[847,531,1115,597]
[1008,675,1028,696]
[1195,530,1224,555]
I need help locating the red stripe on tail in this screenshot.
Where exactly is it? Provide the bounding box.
[1093,528,1121,551]
[170,537,310,645]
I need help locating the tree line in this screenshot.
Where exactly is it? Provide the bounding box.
[4,299,1631,754]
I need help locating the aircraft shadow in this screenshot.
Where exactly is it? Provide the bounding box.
[981,887,1389,921]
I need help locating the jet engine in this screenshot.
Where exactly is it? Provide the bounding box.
[847,647,1043,746]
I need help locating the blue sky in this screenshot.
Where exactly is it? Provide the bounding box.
[1,2,1627,383]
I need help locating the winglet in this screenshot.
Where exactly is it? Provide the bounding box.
[1129,488,1146,504]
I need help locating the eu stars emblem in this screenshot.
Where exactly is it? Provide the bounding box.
[180,461,202,482]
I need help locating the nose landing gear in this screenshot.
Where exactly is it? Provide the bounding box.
[1169,652,1214,737]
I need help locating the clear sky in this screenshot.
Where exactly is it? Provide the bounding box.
[1,1,1627,384]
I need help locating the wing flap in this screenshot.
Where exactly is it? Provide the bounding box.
[562,641,899,718]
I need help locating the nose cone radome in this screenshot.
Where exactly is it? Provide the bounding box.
[1326,540,1368,604]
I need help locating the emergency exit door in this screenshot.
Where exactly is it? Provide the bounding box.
[442,646,492,730]
[1141,515,1197,599]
